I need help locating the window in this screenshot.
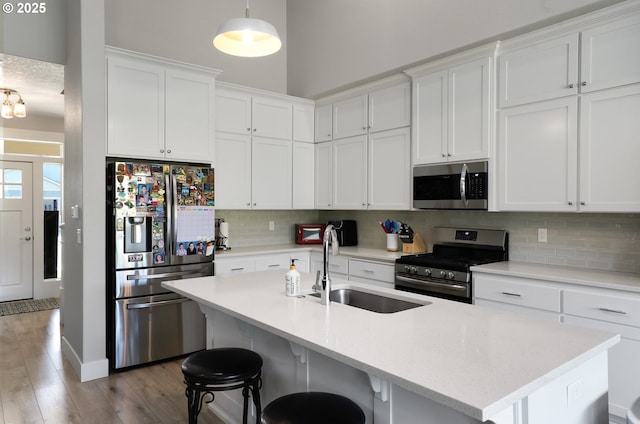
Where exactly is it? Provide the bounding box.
[1,168,23,199]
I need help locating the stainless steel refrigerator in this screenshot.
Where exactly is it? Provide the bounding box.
[106,159,215,370]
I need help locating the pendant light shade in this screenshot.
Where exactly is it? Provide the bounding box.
[213,1,281,57]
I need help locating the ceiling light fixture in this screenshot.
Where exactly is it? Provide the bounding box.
[1,88,27,119]
[213,0,281,58]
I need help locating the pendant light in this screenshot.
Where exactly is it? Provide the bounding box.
[213,0,281,57]
[0,88,27,119]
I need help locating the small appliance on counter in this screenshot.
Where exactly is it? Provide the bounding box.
[327,220,358,246]
[295,223,326,244]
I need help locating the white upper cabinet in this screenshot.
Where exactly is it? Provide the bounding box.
[333,95,368,140]
[315,104,333,142]
[368,127,411,210]
[251,136,292,210]
[214,132,252,209]
[498,34,579,107]
[215,88,252,135]
[106,48,219,163]
[498,11,640,107]
[579,85,640,212]
[406,48,493,165]
[314,141,333,209]
[368,82,411,133]
[252,96,293,140]
[293,102,315,143]
[498,97,578,211]
[333,135,368,210]
[292,141,315,209]
[580,14,640,93]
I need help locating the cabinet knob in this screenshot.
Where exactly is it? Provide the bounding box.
[568,201,573,205]
[327,133,331,137]
[247,202,251,206]
[247,127,251,132]
[160,149,165,153]
[167,149,171,154]
[441,153,446,158]
[253,203,257,206]
[447,153,452,157]
[581,81,587,86]
[253,128,257,132]
[362,126,367,130]
[568,83,574,88]
[580,201,586,205]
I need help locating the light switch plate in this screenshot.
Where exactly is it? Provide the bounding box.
[538,228,547,243]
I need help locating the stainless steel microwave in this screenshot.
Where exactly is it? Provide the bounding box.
[413,161,488,210]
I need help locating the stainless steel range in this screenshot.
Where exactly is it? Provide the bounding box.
[394,227,508,303]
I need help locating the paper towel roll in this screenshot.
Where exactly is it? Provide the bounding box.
[219,222,229,248]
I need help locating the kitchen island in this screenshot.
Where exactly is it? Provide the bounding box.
[163,270,619,424]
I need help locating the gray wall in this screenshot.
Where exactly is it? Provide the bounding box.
[0,0,66,64]
[286,0,624,98]
[105,0,288,94]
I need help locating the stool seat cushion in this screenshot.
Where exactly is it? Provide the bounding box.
[262,392,365,424]
[182,347,263,385]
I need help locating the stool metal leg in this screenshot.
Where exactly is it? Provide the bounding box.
[185,385,215,424]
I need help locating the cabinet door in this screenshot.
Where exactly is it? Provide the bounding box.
[314,141,333,209]
[368,128,411,210]
[332,95,368,140]
[292,141,315,209]
[214,132,252,209]
[252,96,293,140]
[412,70,448,164]
[579,85,640,212]
[581,14,640,93]
[333,135,367,210]
[165,69,215,163]
[497,97,578,211]
[448,57,491,162]
[252,137,292,209]
[315,104,333,142]
[498,33,579,107]
[368,81,411,133]
[293,102,315,143]
[215,88,252,135]
[107,56,165,159]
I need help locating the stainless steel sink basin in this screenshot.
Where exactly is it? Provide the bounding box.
[309,288,428,313]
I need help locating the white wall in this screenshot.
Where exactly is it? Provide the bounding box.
[105,0,287,94]
[286,0,625,98]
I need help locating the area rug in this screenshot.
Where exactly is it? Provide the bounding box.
[0,297,60,316]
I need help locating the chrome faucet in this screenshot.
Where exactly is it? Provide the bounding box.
[314,224,339,305]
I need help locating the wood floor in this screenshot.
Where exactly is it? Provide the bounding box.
[0,308,225,424]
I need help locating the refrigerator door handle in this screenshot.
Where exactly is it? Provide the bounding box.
[126,298,190,310]
[126,269,207,281]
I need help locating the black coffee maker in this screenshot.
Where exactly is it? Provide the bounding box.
[327,220,358,246]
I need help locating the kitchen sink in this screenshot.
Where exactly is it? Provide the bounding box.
[309,288,428,313]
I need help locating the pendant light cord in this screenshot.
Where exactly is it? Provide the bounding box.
[245,0,250,18]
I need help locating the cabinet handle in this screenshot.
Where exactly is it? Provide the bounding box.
[231,267,245,271]
[268,264,280,268]
[581,81,587,87]
[568,83,574,88]
[363,269,374,273]
[501,291,522,297]
[598,307,627,315]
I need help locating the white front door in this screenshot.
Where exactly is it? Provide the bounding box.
[0,161,33,301]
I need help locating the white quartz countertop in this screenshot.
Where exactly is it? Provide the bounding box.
[471,261,640,293]
[214,244,405,263]
[162,270,618,421]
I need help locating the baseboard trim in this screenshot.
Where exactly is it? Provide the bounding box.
[61,336,109,382]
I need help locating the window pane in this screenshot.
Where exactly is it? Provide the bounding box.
[4,169,22,184]
[4,184,22,199]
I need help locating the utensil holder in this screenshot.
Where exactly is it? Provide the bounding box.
[386,233,399,251]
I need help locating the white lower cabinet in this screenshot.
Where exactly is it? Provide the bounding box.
[474,271,640,422]
[215,258,256,275]
[348,259,394,289]
[216,252,309,276]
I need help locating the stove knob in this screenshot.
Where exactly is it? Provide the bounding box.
[439,270,446,278]
[424,268,432,276]
[411,266,418,274]
[404,265,411,273]
[447,271,456,280]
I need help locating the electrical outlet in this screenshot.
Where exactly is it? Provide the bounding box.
[538,228,547,243]
[269,221,275,231]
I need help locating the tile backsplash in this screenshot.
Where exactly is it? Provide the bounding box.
[217,209,640,274]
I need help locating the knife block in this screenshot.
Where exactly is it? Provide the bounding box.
[402,233,427,254]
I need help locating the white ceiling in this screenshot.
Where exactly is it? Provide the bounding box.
[0,54,64,120]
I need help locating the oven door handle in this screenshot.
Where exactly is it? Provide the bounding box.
[460,163,468,206]
[126,270,205,281]
[395,275,467,291]
[127,298,190,310]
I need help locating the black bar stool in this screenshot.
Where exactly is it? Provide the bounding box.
[261,392,365,424]
[181,347,263,424]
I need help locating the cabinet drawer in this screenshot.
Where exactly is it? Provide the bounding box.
[216,259,256,275]
[254,254,292,271]
[473,274,561,312]
[349,259,394,283]
[564,289,640,327]
[326,255,349,275]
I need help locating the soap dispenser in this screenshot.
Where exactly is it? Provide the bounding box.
[285,258,301,297]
